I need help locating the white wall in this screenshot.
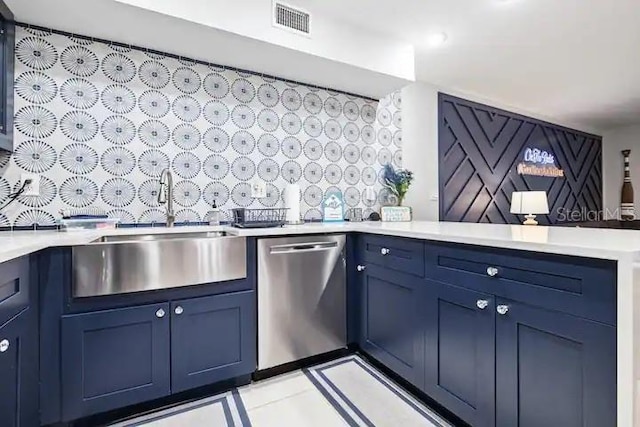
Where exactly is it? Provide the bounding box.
[401,83,440,220]
[401,82,602,222]
[603,125,640,217]
[113,0,415,81]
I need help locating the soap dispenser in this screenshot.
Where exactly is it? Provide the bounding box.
[209,200,221,226]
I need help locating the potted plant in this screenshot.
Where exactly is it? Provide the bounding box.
[383,163,414,206]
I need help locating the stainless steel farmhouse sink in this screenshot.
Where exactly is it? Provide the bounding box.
[72,232,246,297]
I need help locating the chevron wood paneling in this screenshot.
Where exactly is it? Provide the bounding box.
[438,93,603,224]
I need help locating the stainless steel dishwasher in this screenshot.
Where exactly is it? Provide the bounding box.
[257,235,346,370]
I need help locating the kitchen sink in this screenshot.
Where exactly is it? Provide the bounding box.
[94,231,227,243]
[72,232,246,297]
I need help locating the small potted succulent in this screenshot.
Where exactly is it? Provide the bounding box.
[383,163,414,206]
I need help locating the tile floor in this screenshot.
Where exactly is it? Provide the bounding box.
[112,356,452,427]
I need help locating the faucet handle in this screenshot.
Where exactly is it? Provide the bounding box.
[158,182,167,204]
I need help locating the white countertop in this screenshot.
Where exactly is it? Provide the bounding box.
[1,221,640,264]
[1,220,639,424]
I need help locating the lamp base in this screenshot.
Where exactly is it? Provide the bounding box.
[523,214,538,226]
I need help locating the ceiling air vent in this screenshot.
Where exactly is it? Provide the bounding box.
[273,2,311,36]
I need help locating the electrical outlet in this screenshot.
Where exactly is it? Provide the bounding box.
[20,173,40,197]
[250,180,267,198]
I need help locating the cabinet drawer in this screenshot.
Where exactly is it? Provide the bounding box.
[426,243,616,325]
[360,234,425,276]
[0,257,30,327]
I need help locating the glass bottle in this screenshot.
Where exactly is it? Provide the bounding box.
[621,149,635,220]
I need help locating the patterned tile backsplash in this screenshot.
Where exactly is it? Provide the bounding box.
[0,25,402,227]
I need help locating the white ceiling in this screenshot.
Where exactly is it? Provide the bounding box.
[307,0,640,130]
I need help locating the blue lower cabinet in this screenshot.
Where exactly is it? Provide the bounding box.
[0,308,38,427]
[61,303,171,421]
[496,299,616,427]
[359,265,424,388]
[171,291,256,393]
[423,281,495,427]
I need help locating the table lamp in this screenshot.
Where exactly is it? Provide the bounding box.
[510,191,549,225]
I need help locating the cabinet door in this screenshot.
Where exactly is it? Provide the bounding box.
[0,309,38,427]
[423,281,495,427]
[61,303,171,421]
[496,299,616,427]
[171,291,256,393]
[359,265,424,388]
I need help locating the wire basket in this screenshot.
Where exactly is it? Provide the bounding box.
[231,208,288,228]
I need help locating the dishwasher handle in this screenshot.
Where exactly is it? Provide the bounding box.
[270,241,339,254]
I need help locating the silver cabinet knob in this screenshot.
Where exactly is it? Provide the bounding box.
[175,306,184,315]
[155,308,165,318]
[380,248,390,256]
[356,265,366,272]
[476,299,489,310]
[497,305,509,315]
[486,266,499,277]
[0,339,9,353]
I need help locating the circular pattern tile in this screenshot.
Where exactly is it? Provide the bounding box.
[203,73,229,98]
[102,53,136,83]
[173,67,201,94]
[203,155,230,180]
[203,100,229,125]
[231,156,256,180]
[138,60,170,89]
[138,120,170,147]
[257,158,279,182]
[16,37,58,70]
[60,78,99,109]
[101,146,136,176]
[172,95,201,122]
[15,106,57,139]
[13,140,56,173]
[172,124,201,150]
[59,143,98,174]
[231,130,256,155]
[102,84,136,114]
[16,71,57,104]
[101,178,136,207]
[59,176,98,207]
[231,78,256,103]
[203,127,230,152]
[231,105,256,129]
[60,111,98,142]
[172,152,201,179]
[139,90,170,118]
[101,115,136,145]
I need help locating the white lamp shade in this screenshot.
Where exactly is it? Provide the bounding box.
[510,191,550,215]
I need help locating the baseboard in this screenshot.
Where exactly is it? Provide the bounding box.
[67,375,253,427]
[253,347,353,381]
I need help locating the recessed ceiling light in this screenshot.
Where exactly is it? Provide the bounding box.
[427,32,448,47]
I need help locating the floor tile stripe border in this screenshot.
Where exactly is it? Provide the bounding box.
[307,355,449,427]
[303,366,362,427]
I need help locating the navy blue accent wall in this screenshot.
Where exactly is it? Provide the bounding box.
[438,93,603,224]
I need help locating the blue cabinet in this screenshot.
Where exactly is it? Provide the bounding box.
[355,234,617,427]
[358,264,424,388]
[423,281,495,427]
[496,299,616,427]
[171,291,256,392]
[61,303,171,421]
[0,308,38,427]
[60,291,256,420]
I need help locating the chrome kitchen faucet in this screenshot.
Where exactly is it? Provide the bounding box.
[158,168,175,227]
